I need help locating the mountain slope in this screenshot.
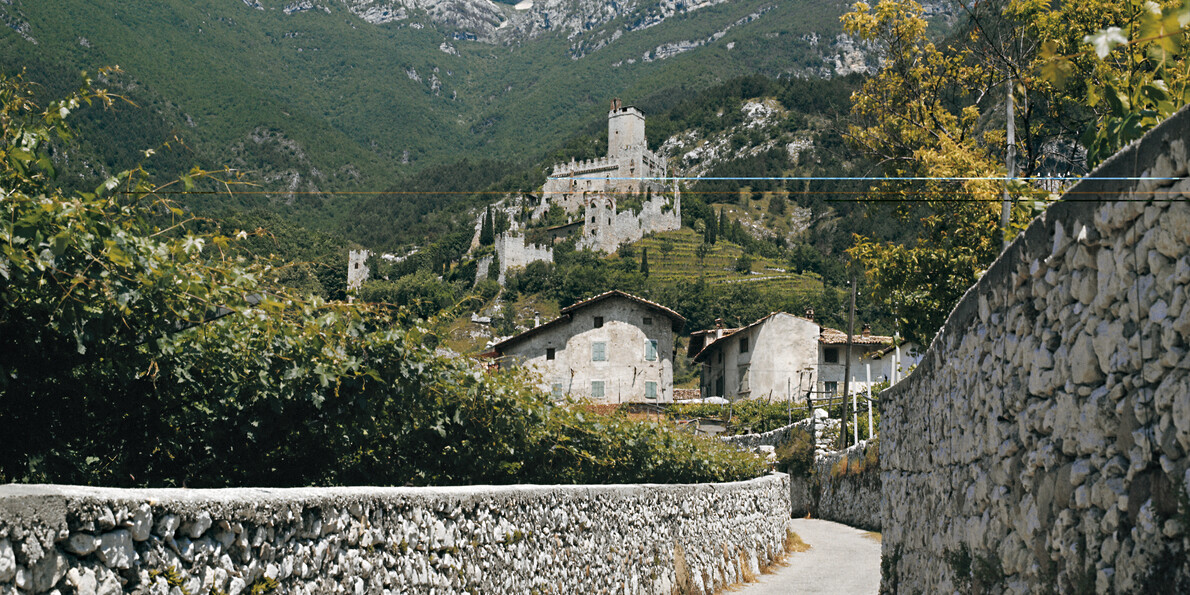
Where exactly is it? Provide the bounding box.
[0,0,872,205]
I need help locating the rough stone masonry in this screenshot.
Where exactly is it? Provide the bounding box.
[881,106,1190,592]
[0,475,791,594]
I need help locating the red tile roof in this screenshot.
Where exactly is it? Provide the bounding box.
[818,327,894,345]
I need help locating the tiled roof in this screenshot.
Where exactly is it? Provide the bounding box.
[559,290,685,327]
[491,290,685,353]
[819,327,894,345]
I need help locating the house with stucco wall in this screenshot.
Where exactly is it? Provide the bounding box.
[691,314,919,401]
[490,290,685,403]
[690,313,820,401]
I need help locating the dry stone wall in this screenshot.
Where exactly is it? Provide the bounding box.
[0,475,791,595]
[720,410,839,457]
[787,441,881,531]
[882,107,1190,593]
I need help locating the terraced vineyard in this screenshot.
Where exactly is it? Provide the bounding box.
[637,228,822,295]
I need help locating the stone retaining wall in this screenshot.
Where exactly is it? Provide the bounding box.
[881,107,1190,593]
[789,441,881,531]
[720,411,839,457]
[0,475,791,595]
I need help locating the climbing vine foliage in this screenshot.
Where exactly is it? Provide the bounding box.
[0,73,763,487]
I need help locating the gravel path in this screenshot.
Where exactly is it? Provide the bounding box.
[735,518,881,595]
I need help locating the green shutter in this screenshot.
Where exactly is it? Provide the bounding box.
[645,339,658,361]
[592,342,606,361]
[591,381,605,399]
[646,381,657,400]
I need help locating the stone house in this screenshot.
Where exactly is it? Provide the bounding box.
[490,290,685,403]
[690,313,820,401]
[816,326,905,396]
[690,314,915,400]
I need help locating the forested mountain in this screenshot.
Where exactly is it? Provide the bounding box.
[0,0,893,210]
[0,0,956,345]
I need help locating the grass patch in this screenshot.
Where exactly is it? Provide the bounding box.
[785,529,811,553]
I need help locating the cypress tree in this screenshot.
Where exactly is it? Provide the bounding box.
[706,211,718,245]
[480,206,494,245]
[640,247,650,277]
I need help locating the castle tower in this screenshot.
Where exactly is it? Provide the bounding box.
[347,249,370,292]
[608,98,646,161]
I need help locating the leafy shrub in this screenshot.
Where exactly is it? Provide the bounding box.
[0,74,764,488]
[665,401,809,434]
[774,428,816,478]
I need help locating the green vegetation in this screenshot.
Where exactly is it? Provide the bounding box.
[0,75,763,487]
[843,0,1190,344]
[774,427,817,478]
[665,400,810,435]
[0,0,854,209]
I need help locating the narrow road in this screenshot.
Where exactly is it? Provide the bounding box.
[736,518,881,595]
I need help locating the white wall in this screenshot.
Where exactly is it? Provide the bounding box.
[501,298,676,403]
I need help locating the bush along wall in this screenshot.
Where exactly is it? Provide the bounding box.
[780,438,881,531]
[0,476,794,594]
[881,107,1190,593]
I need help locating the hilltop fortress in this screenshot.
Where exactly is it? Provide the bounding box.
[541,98,681,253]
[351,100,681,289]
[478,99,681,282]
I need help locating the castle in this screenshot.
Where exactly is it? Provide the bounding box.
[351,100,681,291]
[540,98,681,253]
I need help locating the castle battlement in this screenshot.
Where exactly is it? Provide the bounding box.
[538,98,680,254]
[551,156,620,177]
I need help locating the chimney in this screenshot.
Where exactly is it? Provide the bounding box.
[862,323,871,338]
[804,308,814,321]
[534,311,541,327]
[611,98,622,111]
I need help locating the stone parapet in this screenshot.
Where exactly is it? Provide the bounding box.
[0,475,792,594]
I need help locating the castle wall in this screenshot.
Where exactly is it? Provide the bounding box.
[494,233,553,284]
[578,191,681,253]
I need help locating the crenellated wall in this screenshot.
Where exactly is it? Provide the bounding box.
[0,475,792,594]
[881,107,1190,593]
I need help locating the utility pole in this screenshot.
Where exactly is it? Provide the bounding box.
[839,277,856,450]
[1000,76,1016,251]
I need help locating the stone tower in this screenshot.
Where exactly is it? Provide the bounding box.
[347,249,370,292]
[608,98,647,162]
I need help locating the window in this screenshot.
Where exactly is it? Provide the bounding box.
[825,381,838,395]
[645,340,658,361]
[591,381,605,400]
[546,347,556,360]
[594,316,604,328]
[643,317,653,326]
[738,365,750,393]
[551,382,564,398]
[739,337,749,353]
[592,342,607,361]
[645,381,658,400]
[824,348,839,363]
[714,376,725,397]
[717,352,723,363]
